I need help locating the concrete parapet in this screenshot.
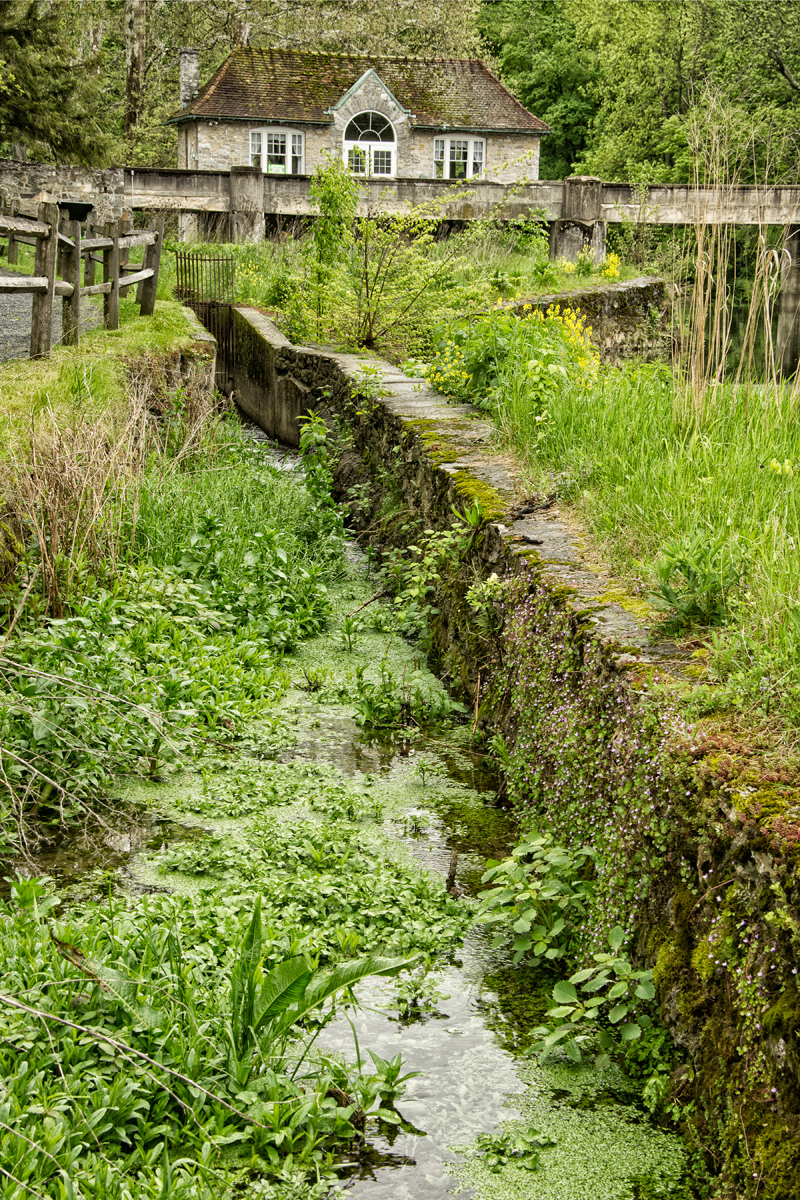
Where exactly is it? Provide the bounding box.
[230,166,265,243]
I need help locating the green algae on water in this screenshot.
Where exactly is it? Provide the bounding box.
[454,1057,688,1200]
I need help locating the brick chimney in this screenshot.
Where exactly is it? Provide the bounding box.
[179,48,200,107]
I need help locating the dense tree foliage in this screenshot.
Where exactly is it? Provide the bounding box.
[2,0,799,178]
[478,0,598,180]
[480,0,800,183]
[0,1,111,164]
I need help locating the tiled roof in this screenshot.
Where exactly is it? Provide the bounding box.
[169,47,549,133]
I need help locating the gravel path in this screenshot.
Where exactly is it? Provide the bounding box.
[0,269,103,362]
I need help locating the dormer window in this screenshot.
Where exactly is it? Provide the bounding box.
[434,136,485,180]
[343,112,395,177]
[250,128,304,174]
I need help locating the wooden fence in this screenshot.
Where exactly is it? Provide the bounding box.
[0,201,164,359]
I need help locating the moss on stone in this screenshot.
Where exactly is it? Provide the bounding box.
[451,470,509,520]
[653,938,686,995]
[691,937,716,985]
[593,583,657,623]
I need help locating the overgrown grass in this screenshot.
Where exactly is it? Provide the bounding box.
[0,297,199,452]
[497,359,800,729]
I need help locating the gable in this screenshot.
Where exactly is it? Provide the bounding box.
[170,47,550,134]
[328,69,410,118]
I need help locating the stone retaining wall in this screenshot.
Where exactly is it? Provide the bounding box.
[516,276,670,363]
[229,303,800,1197]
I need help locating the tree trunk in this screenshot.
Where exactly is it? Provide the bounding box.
[125,0,146,134]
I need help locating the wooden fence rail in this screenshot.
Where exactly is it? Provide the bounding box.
[0,202,164,359]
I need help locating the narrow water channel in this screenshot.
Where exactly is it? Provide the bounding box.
[118,529,687,1199]
[17,441,689,1199]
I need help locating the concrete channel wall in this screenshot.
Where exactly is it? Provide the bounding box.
[230,301,800,1191]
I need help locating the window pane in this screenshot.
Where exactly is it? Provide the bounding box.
[348,147,367,174]
[471,140,484,177]
[250,131,262,169]
[449,139,468,180]
[266,132,286,172]
[345,112,395,142]
[373,149,392,175]
[434,137,445,179]
[291,133,303,174]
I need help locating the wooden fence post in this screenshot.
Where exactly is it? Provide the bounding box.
[119,215,133,296]
[138,215,164,316]
[62,218,82,346]
[83,215,96,287]
[30,202,59,359]
[7,199,18,265]
[103,220,120,330]
[56,211,67,279]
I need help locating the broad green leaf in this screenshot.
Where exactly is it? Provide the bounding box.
[552,980,578,1004]
[583,971,610,993]
[569,967,595,984]
[636,980,656,1000]
[253,957,313,1032]
[608,981,628,1000]
[562,1038,582,1062]
[608,1004,628,1024]
[543,1025,574,1046]
[619,1022,642,1041]
[608,927,625,952]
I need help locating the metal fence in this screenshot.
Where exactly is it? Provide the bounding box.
[175,251,235,391]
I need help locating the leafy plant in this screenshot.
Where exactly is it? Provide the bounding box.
[334,614,364,652]
[534,926,656,1067]
[478,830,595,964]
[390,959,450,1024]
[646,530,743,628]
[466,1127,555,1173]
[227,896,409,1072]
[352,661,466,730]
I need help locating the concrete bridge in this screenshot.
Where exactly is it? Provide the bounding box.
[1,160,798,371]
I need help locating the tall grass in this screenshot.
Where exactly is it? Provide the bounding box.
[497,364,800,725]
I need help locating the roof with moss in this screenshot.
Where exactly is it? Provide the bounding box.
[168,47,549,133]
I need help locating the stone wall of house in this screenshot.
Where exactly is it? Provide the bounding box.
[179,114,540,184]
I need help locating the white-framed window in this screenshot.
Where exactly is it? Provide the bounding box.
[343,111,395,178]
[250,128,304,174]
[434,137,445,178]
[433,136,485,180]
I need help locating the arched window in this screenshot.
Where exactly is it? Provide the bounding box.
[343,112,396,177]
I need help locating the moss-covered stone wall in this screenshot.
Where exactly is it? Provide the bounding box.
[230,304,800,1198]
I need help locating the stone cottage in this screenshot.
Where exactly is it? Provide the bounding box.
[170,47,549,185]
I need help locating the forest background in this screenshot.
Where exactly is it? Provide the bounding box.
[1,0,800,182]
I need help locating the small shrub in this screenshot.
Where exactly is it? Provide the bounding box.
[423,304,598,416]
[646,530,744,628]
[477,830,595,964]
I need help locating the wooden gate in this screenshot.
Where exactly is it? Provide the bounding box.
[175,251,235,391]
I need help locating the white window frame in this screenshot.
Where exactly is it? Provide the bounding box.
[250,127,304,175]
[343,111,396,179]
[433,136,486,180]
